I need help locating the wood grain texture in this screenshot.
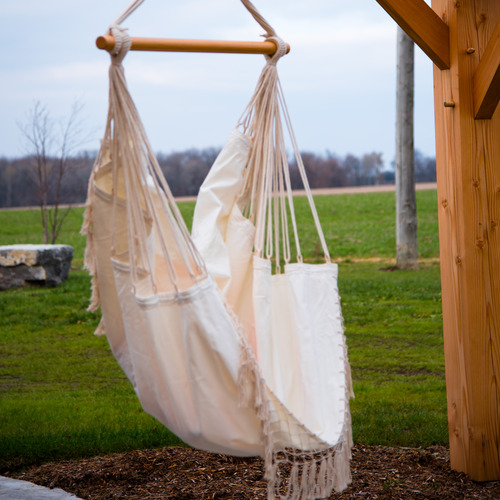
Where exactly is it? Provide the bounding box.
[474,17,500,119]
[432,0,500,482]
[375,0,450,69]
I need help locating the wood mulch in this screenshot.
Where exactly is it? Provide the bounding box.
[11,444,500,499]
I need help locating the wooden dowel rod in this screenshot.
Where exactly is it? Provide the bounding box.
[96,35,290,55]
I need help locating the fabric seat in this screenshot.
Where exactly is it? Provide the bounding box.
[82,1,353,498]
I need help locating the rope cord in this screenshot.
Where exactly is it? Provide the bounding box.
[105,0,330,273]
[233,1,331,266]
[103,3,207,293]
[277,78,331,262]
[240,0,277,38]
[111,0,145,28]
[237,56,331,267]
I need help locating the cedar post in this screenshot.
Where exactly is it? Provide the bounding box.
[431,0,500,481]
[376,0,500,481]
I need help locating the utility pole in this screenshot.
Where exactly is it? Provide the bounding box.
[395,27,418,269]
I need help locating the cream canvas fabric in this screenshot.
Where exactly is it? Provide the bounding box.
[191,2,354,492]
[83,97,266,458]
[192,132,351,450]
[192,127,353,485]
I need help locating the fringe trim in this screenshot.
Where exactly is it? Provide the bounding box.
[81,178,104,336]
[94,317,106,337]
[82,199,101,311]
[232,298,353,500]
[266,435,352,499]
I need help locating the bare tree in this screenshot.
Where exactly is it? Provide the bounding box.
[19,101,88,244]
[395,28,418,269]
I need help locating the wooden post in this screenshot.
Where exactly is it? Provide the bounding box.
[432,0,500,481]
[473,17,500,119]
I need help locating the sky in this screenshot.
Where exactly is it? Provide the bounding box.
[0,0,436,170]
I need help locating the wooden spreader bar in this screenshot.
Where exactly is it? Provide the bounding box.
[96,35,290,55]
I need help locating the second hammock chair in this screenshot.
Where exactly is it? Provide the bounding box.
[82,1,353,498]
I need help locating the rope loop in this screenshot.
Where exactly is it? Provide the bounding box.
[108,25,132,64]
[240,0,288,65]
[265,36,287,65]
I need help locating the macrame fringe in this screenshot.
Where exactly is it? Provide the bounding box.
[81,164,105,335]
[265,421,352,499]
[265,428,352,499]
[233,297,352,500]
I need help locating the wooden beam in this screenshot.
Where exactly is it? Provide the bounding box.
[474,17,500,119]
[432,0,500,481]
[375,0,450,69]
[96,35,290,56]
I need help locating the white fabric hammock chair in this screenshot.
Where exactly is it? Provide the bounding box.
[82,1,353,498]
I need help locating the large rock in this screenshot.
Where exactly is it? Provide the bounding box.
[0,244,73,290]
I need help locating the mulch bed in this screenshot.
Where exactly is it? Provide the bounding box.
[11,444,500,499]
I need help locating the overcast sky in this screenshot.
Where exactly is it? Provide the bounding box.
[0,0,436,169]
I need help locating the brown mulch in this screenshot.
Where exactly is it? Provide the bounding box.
[10,444,500,499]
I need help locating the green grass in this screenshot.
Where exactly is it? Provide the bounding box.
[292,189,439,260]
[0,208,89,268]
[0,272,184,472]
[0,189,446,472]
[340,261,446,446]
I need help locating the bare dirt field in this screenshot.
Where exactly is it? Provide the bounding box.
[0,183,437,212]
[173,182,438,204]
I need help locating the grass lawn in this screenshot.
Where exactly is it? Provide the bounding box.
[0,189,446,472]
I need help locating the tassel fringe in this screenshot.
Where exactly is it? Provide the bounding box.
[233,297,353,500]
[81,163,104,334]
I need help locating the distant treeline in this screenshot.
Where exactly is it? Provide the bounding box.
[0,149,436,209]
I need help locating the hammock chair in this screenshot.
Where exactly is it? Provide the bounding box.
[82,1,353,498]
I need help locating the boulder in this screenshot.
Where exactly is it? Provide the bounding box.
[0,244,73,290]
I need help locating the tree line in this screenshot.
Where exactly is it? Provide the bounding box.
[0,148,436,209]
